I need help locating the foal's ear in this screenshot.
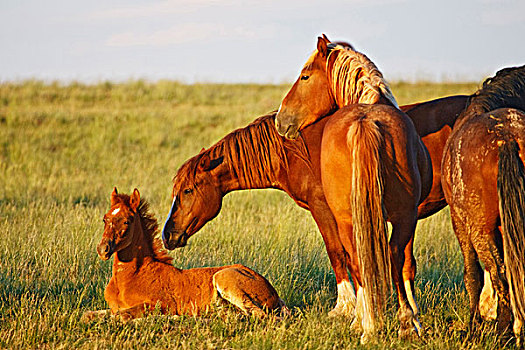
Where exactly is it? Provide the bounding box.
[111,187,119,206]
[130,188,140,212]
[317,34,331,57]
[199,154,224,172]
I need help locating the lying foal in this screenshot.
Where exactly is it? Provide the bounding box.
[83,188,287,321]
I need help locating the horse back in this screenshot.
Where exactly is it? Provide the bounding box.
[321,104,430,219]
[442,108,525,220]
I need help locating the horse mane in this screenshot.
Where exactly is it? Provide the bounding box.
[325,46,398,108]
[174,112,310,189]
[463,65,525,119]
[113,194,173,265]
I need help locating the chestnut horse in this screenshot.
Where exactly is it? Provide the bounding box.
[274,35,432,341]
[442,65,525,340]
[83,188,286,321]
[161,96,468,323]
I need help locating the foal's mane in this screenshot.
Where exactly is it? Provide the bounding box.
[323,44,398,108]
[113,194,173,264]
[174,112,310,189]
[463,65,525,119]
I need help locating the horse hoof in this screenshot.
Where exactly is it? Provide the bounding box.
[399,326,420,341]
[328,307,354,318]
[328,301,356,318]
[360,331,376,345]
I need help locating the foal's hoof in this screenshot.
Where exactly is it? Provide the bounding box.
[81,311,97,322]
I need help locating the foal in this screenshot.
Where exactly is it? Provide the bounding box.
[83,188,286,321]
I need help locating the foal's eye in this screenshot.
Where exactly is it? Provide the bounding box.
[301,75,309,81]
[183,188,193,195]
[124,220,130,225]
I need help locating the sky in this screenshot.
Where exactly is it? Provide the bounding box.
[1,0,524,84]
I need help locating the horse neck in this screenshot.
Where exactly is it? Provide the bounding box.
[209,122,292,194]
[215,156,287,195]
[114,214,155,266]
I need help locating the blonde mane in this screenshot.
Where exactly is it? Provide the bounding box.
[325,46,398,108]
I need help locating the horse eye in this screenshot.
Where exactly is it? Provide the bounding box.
[301,75,309,81]
[183,188,193,195]
[124,220,130,225]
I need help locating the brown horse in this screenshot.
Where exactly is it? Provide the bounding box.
[161,96,469,325]
[442,66,525,340]
[83,188,286,321]
[273,35,433,341]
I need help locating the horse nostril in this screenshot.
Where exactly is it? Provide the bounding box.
[103,244,109,253]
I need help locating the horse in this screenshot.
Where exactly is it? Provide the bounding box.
[273,35,433,342]
[441,65,525,341]
[82,188,287,321]
[160,97,468,322]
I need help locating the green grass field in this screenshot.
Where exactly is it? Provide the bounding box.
[0,80,508,349]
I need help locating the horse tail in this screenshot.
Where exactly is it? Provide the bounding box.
[497,139,525,327]
[347,117,391,326]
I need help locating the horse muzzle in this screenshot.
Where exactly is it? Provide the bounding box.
[97,239,115,260]
[275,113,300,140]
[163,230,188,250]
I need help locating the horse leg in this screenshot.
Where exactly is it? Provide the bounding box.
[309,203,357,317]
[81,309,110,322]
[334,218,376,343]
[471,227,513,337]
[116,303,158,321]
[212,267,283,318]
[402,235,422,335]
[390,216,420,339]
[479,269,498,321]
[449,209,484,331]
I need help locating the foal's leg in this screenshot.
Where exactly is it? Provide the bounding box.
[82,309,111,322]
[390,215,420,339]
[116,303,159,321]
[212,267,283,318]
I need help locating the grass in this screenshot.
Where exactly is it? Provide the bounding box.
[0,79,511,349]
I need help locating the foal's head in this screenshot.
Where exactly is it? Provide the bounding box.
[97,187,141,260]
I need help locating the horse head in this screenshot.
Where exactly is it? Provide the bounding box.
[162,153,224,250]
[275,34,337,140]
[98,187,141,260]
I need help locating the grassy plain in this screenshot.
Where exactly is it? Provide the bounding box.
[0,80,507,349]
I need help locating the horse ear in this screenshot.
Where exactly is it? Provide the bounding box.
[130,188,140,211]
[199,154,224,172]
[111,187,119,206]
[317,34,331,57]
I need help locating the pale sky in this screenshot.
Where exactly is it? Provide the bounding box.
[1,0,524,83]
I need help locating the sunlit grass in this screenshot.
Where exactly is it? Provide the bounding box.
[0,80,506,349]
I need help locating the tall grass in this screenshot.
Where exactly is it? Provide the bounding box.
[1,80,506,349]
